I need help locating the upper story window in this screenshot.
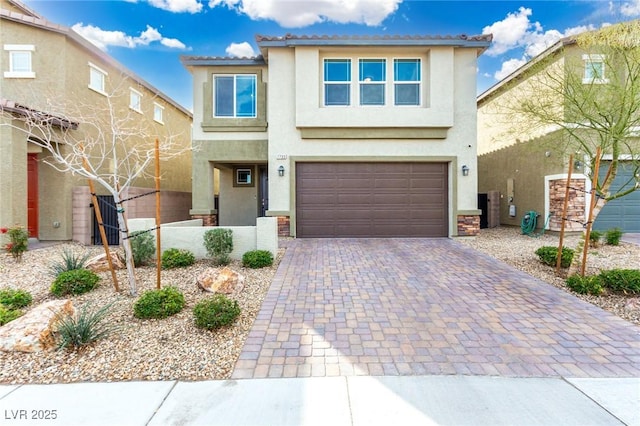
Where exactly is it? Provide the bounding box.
[214,74,256,118]
[153,102,164,124]
[394,58,421,106]
[359,59,385,106]
[88,63,107,95]
[129,88,142,113]
[582,54,608,84]
[4,44,35,78]
[324,59,351,106]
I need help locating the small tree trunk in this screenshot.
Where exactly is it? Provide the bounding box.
[113,195,137,296]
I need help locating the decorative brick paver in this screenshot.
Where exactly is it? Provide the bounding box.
[232,239,640,379]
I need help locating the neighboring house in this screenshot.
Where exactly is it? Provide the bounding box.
[182,33,492,238]
[0,0,193,245]
[477,27,640,233]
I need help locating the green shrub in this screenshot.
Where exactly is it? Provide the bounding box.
[588,230,603,247]
[54,303,115,351]
[161,248,195,269]
[599,269,640,294]
[0,305,23,326]
[242,250,273,269]
[0,288,32,309]
[193,294,241,330]
[49,248,91,276]
[133,286,185,319]
[566,274,603,295]
[50,269,100,297]
[130,231,155,267]
[605,227,623,246]
[203,228,233,266]
[535,246,575,268]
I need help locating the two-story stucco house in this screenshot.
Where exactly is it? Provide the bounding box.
[182,33,492,238]
[1,0,193,244]
[477,23,640,233]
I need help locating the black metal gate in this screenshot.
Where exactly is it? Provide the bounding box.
[92,195,119,245]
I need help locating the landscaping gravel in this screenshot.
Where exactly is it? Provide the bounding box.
[0,228,638,385]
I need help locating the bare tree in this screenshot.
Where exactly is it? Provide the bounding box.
[1,85,190,295]
[488,21,640,235]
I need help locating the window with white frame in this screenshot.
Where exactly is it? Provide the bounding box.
[213,74,257,118]
[4,44,35,78]
[359,59,386,106]
[394,58,421,105]
[88,63,107,94]
[153,102,164,123]
[582,54,608,84]
[129,88,142,113]
[324,59,351,106]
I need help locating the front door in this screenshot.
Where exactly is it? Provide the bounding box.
[27,154,38,238]
[259,166,268,217]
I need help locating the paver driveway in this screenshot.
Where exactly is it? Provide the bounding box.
[232,239,640,379]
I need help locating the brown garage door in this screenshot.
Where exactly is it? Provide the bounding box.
[296,162,448,238]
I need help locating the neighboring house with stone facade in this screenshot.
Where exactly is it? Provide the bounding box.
[181,33,492,238]
[0,0,193,244]
[478,28,640,233]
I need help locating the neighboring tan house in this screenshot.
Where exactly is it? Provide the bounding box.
[0,0,193,245]
[477,27,640,233]
[181,33,492,238]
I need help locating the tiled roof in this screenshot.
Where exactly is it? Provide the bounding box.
[180,56,265,66]
[256,33,492,43]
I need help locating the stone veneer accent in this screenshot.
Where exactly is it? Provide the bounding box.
[277,216,290,237]
[548,178,586,232]
[457,215,480,236]
[191,214,217,226]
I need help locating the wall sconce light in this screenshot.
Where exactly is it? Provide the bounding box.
[574,160,582,170]
[278,165,285,177]
[462,165,469,176]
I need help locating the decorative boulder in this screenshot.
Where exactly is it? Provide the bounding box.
[86,251,125,272]
[0,299,75,352]
[196,267,245,294]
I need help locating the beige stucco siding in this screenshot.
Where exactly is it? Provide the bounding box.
[267,46,480,235]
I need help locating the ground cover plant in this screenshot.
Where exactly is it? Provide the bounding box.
[242,250,273,269]
[193,294,241,330]
[133,286,185,319]
[50,269,100,297]
[535,246,575,268]
[161,248,195,269]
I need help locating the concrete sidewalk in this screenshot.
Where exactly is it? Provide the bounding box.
[1,376,638,426]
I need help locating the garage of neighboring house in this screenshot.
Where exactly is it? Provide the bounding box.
[593,161,640,233]
[295,162,449,238]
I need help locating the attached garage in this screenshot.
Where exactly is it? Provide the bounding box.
[593,162,640,233]
[295,162,449,238]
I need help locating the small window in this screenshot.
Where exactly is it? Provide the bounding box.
[324,59,351,106]
[359,59,386,106]
[4,44,35,78]
[394,58,421,106]
[214,74,257,118]
[153,103,164,124]
[129,88,142,113]
[582,54,608,84]
[88,63,107,94]
[233,166,254,187]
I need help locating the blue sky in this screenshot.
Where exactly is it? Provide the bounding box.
[22,0,640,111]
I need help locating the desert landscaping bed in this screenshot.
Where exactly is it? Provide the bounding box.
[0,227,638,385]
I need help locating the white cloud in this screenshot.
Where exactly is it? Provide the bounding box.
[482,7,534,56]
[483,8,596,58]
[209,0,401,28]
[72,23,190,51]
[620,0,640,16]
[147,0,203,13]
[494,58,527,80]
[225,41,256,57]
